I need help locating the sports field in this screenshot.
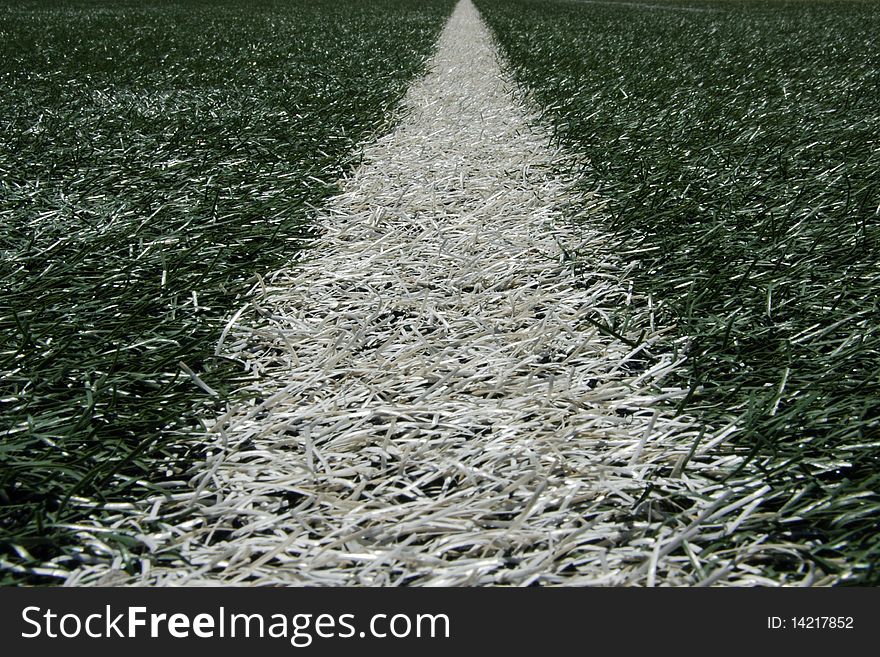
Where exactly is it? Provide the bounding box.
[1,0,877,585]
[1,0,455,583]
[476,0,880,584]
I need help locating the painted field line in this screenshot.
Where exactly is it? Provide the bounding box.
[67,0,772,587]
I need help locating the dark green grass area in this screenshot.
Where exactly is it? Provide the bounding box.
[0,0,454,583]
[477,0,879,583]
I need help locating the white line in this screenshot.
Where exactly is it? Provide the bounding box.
[66,0,759,587]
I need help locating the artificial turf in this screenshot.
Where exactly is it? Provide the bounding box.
[0,0,455,583]
[476,0,880,583]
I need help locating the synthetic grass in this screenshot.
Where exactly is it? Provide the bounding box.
[0,0,455,583]
[68,0,737,586]
[476,0,880,583]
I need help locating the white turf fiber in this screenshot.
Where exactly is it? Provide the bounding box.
[66,0,792,586]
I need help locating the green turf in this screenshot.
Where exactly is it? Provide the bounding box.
[0,0,455,583]
[476,0,879,583]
